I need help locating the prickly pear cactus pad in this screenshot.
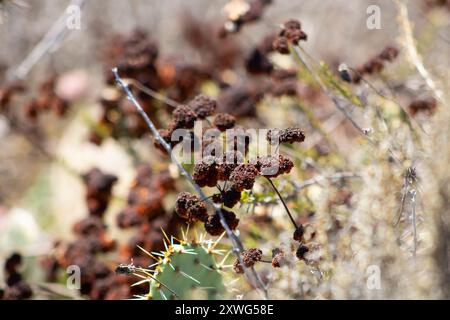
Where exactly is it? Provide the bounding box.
[132,230,229,300]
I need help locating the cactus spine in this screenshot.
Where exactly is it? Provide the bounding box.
[132,229,229,300]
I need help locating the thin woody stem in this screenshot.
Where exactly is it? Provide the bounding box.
[266,177,298,229]
[113,68,268,299]
[128,79,179,108]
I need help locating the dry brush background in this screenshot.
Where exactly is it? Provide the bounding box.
[0,0,449,300]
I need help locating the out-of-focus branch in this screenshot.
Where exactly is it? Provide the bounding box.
[394,0,443,101]
[292,46,369,137]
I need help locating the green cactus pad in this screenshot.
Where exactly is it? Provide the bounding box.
[132,231,228,300]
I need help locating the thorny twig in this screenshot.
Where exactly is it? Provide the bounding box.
[112,68,269,299]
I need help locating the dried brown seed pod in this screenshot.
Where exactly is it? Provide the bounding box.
[283,28,307,45]
[278,155,295,175]
[233,248,263,274]
[378,46,399,62]
[273,19,307,53]
[409,97,437,116]
[187,202,209,223]
[82,168,118,194]
[362,58,384,74]
[82,168,118,217]
[245,48,274,75]
[4,253,22,275]
[267,127,305,144]
[271,248,286,268]
[73,216,106,236]
[349,46,399,83]
[131,188,165,218]
[193,156,219,187]
[215,151,244,181]
[2,252,34,300]
[220,0,273,37]
[296,245,309,260]
[251,154,294,177]
[283,19,302,30]
[233,259,245,274]
[242,248,263,266]
[221,189,242,208]
[175,192,208,223]
[188,94,217,119]
[229,164,259,192]
[116,207,143,229]
[204,209,239,236]
[213,113,236,131]
[171,105,197,129]
[273,36,290,54]
[150,170,176,194]
[212,188,242,208]
[3,281,33,300]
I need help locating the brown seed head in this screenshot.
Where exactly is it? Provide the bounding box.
[189,94,217,119]
[267,127,305,144]
[296,245,309,260]
[271,248,286,268]
[171,105,197,129]
[193,156,219,187]
[229,164,259,192]
[213,113,236,132]
[273,36,290,54]
[378,46,399,62]
[204,209,239,236]
[175,192,208,223]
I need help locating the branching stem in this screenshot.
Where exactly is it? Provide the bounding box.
[113,68,268,299]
